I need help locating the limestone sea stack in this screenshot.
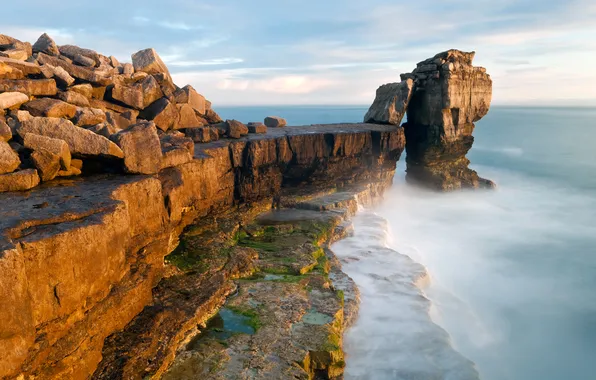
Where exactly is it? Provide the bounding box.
[365,49,495,190]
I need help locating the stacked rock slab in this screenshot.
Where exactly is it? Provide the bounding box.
[402,49,494,190]
[364,49,494,190]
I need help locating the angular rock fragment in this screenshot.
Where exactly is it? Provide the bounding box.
[0,118,11,141]
[184,126,211,143]
[32,33,60,56]
[44,64,76,87]
[73,54,96,67]
[173,104,201,129]
[18,116,124,158]
[23,133,71,169]
[73,107,106,126]
[0,92,28,110]
[131,48,172,83]
[0,168,39,192]
[58,91,91,107]
[37,53,111,85]
[139,98,177,131]
[226,119,249,139]
[109,75,163,110]
[160,134,194,169]
[247,122,267,134]
[122,63,134,75]
[364,79,413,125]
[70,83,93,99]
[0,34,32,57]
[105,109,137,129]
[31,148,61,181]
[0,140,20,174]
[153,72,177,99]
[70,158,83,170]
[56,165,82,177]
[58,45,100,66]
[24,98,77,118]
[109,55,120,68]
[111,121,162,174]
[264,116,287,128]
[0,57,40,76]
[209,126,219,141]
[0,79,57,96]
[91,85,107,99]
[205,108,222,124]
[174,85,206,114]
[86,122,120,138]
[0,62,24,79]
[0,49,28,61]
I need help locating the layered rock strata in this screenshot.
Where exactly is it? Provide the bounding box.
[0,122,404,379]
[365,49,495,190]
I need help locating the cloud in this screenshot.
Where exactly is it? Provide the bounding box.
[169,58,244,66]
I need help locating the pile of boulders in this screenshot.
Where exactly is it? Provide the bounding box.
[0,32,288,193]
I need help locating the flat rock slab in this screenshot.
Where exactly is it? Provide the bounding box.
[0,92,28,110]
[0,169,39,193]
[0,79,57,96]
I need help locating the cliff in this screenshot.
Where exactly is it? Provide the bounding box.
[0,122,403,379]
[365,49,495,190]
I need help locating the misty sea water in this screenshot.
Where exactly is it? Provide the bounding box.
[219,105,596,379]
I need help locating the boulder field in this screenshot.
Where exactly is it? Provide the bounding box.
[0,32,493,379]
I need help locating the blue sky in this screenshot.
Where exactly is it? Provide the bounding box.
[4,0,596,105]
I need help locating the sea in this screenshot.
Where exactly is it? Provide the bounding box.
[218,105,596,380]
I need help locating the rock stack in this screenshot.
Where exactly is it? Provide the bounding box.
[364,49,495,190]
[0,33,287,193]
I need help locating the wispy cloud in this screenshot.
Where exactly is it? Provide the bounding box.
[169,58,244,66]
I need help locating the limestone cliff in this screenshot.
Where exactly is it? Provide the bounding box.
[0,123,403,379]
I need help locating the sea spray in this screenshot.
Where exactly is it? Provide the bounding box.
[332,209,479,379]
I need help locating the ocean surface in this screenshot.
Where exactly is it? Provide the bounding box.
[219,105,596,380]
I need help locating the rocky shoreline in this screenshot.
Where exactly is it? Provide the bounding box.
[0,32,494,379]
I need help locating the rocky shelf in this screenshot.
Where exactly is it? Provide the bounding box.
[0,31,495,380]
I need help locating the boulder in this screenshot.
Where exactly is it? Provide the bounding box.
[109,56,120,68]
[364,79,413,125]
[109,75,163,110]
[31,148,61,181]
[0,79,57,96]
[0,118,11,141]
[0,49,28,61]
[0,92,28,110]
[18,116,124,158]
[0,168,39,192]
[86,122,120,138]
[58,91,90,107]
[131,48,172,83]
[56,166,82,177]
[58,45,100,66]
[0,57,40,76]
[139,98,177,131]
[23,98,77,118]
[122,63,134,75]
[111,121,162,174]
[0,140,20,174]
[160,134,194,169]
[226,119,249,139]
[174,85,206,114]
[70,84,93,99]
[36,53,111,85]
[205,108,223,124]
[32,33,59,56]
[209,126,219,141]
[105,111,136,130]
[173,104,202,129]
[0,35,32,57]
[73,107,106,126]
[264,116,287,128]
[0,62,24,79]
[184,127,211,143]
[73,54,96,67]
[247,122,267,134]
[23,133,71,169]
[153,72,177,99]
[70,158,83,170]
[44,64,76,87]
[91,85,107,99]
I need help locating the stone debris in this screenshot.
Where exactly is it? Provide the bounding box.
[264,116,287,128]
[0,32,285,193]
[0,168,39,192]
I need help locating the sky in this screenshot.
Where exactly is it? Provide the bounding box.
[4,0,596,106]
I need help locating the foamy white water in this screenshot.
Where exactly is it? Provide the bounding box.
[332,210,480,380]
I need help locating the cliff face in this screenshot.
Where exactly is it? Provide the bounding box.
[0,123,404,379]
[365,49,495,190]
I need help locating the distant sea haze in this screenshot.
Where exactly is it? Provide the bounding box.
[220,105,596,380]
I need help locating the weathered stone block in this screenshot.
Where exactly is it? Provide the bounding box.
[111,121,162,174]
[31,148,61,181]
[0,92,28,110]
[0,140,20,174]
[24,98,77,118]
[0,168,39,192]
[364,79,413,125]
[0,79,57,96]
[23,133,71,170]
[264,116,287,128]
